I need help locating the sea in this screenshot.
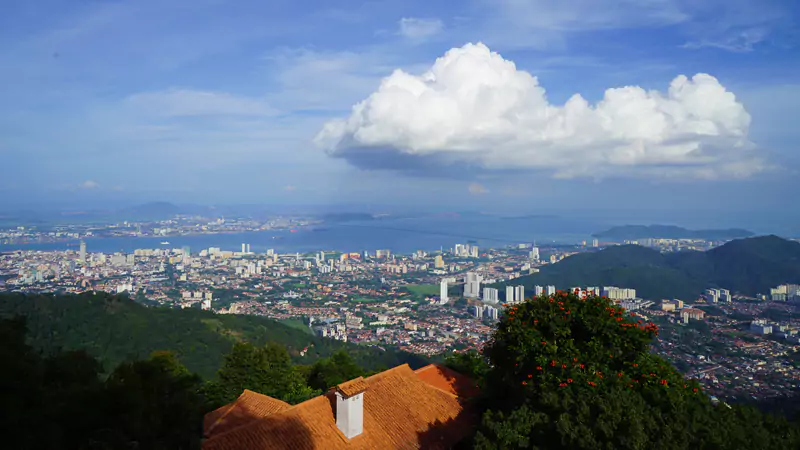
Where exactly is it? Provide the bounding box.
[0,215,601,255]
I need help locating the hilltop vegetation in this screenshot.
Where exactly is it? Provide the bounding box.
[460,292,800,449]
[2,290,799,449]
[593,225,754,241]
[0,292,427,378]
[0,315,378,450]
[505,235,800,300]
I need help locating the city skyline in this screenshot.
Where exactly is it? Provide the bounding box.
[2,0,799,215]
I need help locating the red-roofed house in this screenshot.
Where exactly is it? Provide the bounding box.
[202,363,477,449]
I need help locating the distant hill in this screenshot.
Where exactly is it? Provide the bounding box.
[119,201,182,220]
[502,235,800,300]
[593,225,754,241]
[0,292,427,379]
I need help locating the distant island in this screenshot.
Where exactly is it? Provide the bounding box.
[501,214,560,220]
[320,212,376,223]
[593,224,754,241]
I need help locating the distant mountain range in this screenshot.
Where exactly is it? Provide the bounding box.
[502,235,800,301]
[593,225,754,241]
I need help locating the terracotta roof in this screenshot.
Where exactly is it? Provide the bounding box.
[202,364,475,450]
[203,389,292,438]
[414,364,480,398]
[335,377,368,398]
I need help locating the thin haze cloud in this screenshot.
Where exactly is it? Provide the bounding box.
[398,17,444,39]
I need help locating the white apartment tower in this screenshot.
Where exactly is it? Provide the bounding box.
[464,272,482,298]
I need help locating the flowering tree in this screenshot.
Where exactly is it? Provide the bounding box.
[473,292,800,449]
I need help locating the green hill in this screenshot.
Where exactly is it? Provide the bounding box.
[504,235,800,300]
[593,224,754,241]
[0,292,427,379]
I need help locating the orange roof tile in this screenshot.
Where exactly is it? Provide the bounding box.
[335,377,368,398]
[414,364,480,398]
[203,389,292,438]
[202,364,476,450]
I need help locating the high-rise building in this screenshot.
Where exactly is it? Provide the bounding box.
[463,272,482,298]
[545,285,556,296]
[470,246,479,258]
[534,285,544,297]
[530,247,540,261]
[246,244,251,254]
[376,249,391,259]
[434,255,445,269]
[515,285,525,303]
[483,287,499,303]
[79,240,86,263]
[705,288,720,303]
[602,286,637,300]
[471,305,484,318]
[506,285,516,304]
[592,238,599,248]
[241,243,247,254]
[484,305,499,320]
[440,279,449,303]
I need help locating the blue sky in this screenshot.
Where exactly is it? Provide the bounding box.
[1,0,798,219]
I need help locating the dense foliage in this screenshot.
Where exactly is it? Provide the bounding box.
[470,292,800,449]
[505,235,800,299]
[0,316,381,448]
[0,317,207,449]
[0,292,428,378]
[204,342,319,406]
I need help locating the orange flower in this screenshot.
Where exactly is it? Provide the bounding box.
[522,381,527,385]
[536,366,543,371]
[567,378,573,383]
[579,364,585,369]
[527,374,533,378]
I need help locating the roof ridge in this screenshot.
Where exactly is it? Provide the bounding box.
[363,363,412,382]
[204,391,249,437]
[414,363,438,373]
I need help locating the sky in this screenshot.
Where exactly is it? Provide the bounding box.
[1,0,799,221]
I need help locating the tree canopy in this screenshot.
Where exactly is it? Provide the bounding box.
[203,341,319,407]
[471,291,800,449]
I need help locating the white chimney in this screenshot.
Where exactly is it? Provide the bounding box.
[335,378,367,439]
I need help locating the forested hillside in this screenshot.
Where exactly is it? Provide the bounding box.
[0,292,427,378]
[504,235,800,300]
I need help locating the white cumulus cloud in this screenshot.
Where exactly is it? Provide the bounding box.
[398,17,444,39]
[315,43,761,180]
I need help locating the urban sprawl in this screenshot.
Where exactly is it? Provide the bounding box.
[2,218,800,406]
